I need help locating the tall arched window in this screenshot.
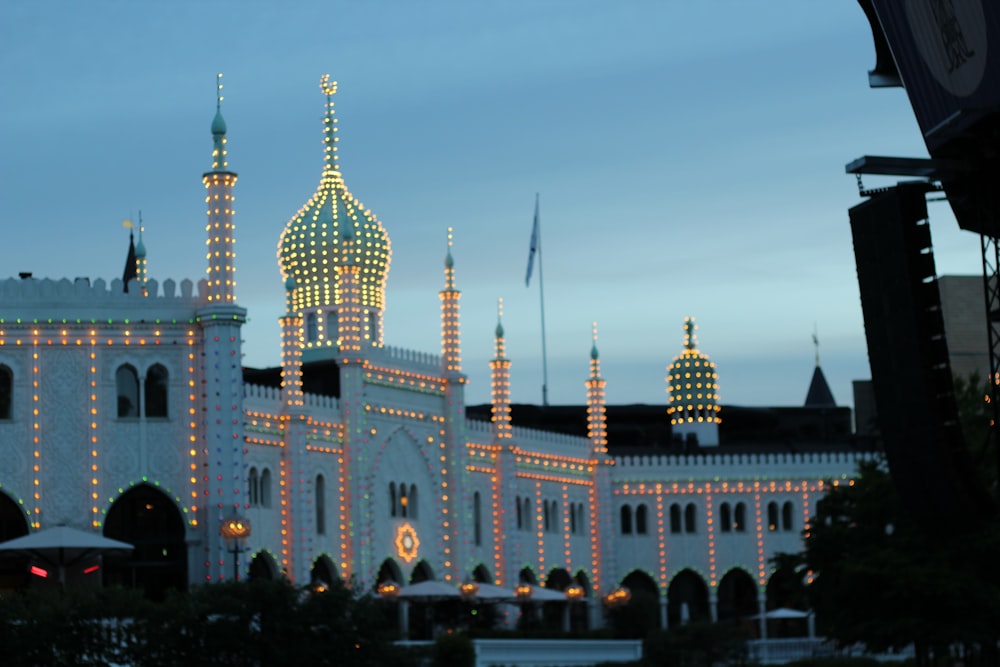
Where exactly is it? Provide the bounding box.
[570,503,577,534]
[144,363,168,417]
[260,468,272,508]
[735,502,747,532]
[523,498,532,532]
[782,501,794,532]
[548,500,558,533]
[669,504,682,534]
[116,364,140,418]
[684,503,697,533]
[473,491,482,546]
[516,496,523,530]
[389,482,397,518]
[636,503,648,535]
[316,475,326,535]
[0,365,11,420]
[767,502,779,531]
[620,505,633,535]
[543,500,552,532]
[576,504,586,535]
[248,467,260,507]
[719,502,732,533]
[306,312,318,342]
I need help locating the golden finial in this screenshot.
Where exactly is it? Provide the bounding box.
[320,74,338,96]
[216,73,224,109]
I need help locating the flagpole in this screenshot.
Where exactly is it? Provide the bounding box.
[536,194,550,406]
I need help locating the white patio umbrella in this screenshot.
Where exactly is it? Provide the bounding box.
[472,583,518,601]
[398,580,461,600]
[0,525,134,587]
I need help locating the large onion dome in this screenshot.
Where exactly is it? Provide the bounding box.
[278,75,391,319]
[666,317,721,428]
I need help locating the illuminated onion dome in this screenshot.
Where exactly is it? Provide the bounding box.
[666,317,721,427]
[277,75,391,328]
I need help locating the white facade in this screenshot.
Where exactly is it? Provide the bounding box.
[0,81,866,622]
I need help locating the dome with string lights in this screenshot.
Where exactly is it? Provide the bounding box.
[666,317,721,427]
[278,75,391,315]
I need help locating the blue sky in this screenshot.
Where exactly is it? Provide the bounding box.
[0,1,983,410]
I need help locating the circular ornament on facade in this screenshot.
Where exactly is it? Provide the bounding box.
[394,522,419,563]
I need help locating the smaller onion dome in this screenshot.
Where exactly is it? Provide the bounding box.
[666,317,721,426]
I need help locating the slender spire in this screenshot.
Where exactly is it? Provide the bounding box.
[586,322,608,454]
[210,73,229,172]
[319,74,340,176]
[683,317,698,350]
[440,227,462,376]
[490,298,512,440]
[122,219,137,293]
[812,326,820,367]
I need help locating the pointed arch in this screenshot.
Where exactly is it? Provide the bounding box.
[310,554,338,588]
[248,551,278,581]
[103,484,187,598]
[410,559,434,583]
[376,558,404,587]
[116,364,140,418]
[472,563,492,584]
[144,363,169,417]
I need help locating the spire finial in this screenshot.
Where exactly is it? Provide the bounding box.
[495,298,505,339]
[812,326,820,367]
[210,73,229,170]
[444,227,455,282]
[683,317,698,350]
[591,321,599,360]
[320,74,340,173]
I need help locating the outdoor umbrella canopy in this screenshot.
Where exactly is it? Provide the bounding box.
[397,580,461,600]
[0,525,134,586]
[519,585,567,601]
[749,607,811,620]
[471,582,518,601]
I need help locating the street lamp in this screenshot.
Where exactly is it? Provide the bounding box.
[220,516,251,581]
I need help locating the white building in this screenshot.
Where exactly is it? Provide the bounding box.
[0,77,867,628]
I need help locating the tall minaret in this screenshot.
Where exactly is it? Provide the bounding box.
[489,299,512,441]
[203,73,238,304]
[134,214,147,295]
[440,228,462,378]
[196,74,248,581]
[585,323,608,455]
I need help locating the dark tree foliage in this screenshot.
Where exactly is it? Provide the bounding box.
[781,457,1000,666]
[0,579,417,667]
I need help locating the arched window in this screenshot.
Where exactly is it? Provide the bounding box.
[548,500,558,533]
[316,475,326,535]
[409,484,418,519]
[543,500,552,532]
[306,312,318,342]
[389,482,396,517]
[144,363,168,417]
[684,503,697,533]
[116,364,140,418]
[523,498,532,532]
[620,505,633,535]
[735,502,747,532]
[0,364,12,420]
[570,503,577,534]
[669,504,682,534]
[248,467,259,507]
[767,502,779,531]
[636,503,648,535]
[577,504,586,535]
[473,491,482,546]
[719,502,732,533]
[782,501,794,531]
[399,483,408,518]
[260,468,272,508]
[516,496,523,530]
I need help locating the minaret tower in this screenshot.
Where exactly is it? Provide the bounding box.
[585,323,608,455]
[489,299,513,441]
[203,74,238,304]
[196,74,248,581]
[134,214,147,295]
[440,228,462,378]
[666,317,721,447]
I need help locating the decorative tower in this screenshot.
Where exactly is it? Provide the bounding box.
[196,75,248,581]
[440,228,462,378]
[666,317,721,447]
[278,75,391,360]
[134,216,147,295]
[489,299,513,441]
[203,74,238,304]
[585,323,608,455]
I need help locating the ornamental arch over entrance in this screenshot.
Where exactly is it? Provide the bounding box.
[717,567,758,624]
[103,484,186,599]
[248,551,278,581]
[310,554,338,587]
[667,568,710,626]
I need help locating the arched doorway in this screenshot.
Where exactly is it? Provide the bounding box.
[376,558,404,588]
[667,569,709,627]
[717,568,758,629]
[766,566,808,637]
[612,570,660,638]
[103,485,186,599]
[409,559,434,584]
[0,492,29,590]
[310,555,338,589]
[569,570,592,632]
[248,551,277,581]
[472,563,491,584]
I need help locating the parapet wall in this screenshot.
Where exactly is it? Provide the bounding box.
[0,277,207,321]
